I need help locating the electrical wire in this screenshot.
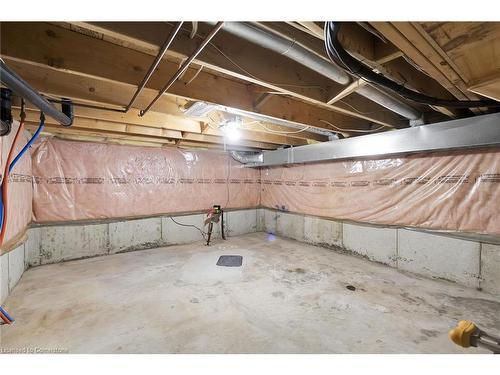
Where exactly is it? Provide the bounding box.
[338,99,392,116]
[169,217,207,239]
[257,122,311,134]
[224,154,231,209]
[208,41,328,92]
[324,22,500,109]
[168,23,329,93]
[319,119,386,134]
[184,65,204,85]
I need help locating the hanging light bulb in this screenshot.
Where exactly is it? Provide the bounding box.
[221,117,241,142]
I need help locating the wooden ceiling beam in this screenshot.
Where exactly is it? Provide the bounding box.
[52,21,405,128]
[327,79,367,105]
[3,58,327,144]
[25,120,278,151]
[0,22,402,133]
[26,124,267,151]
[369,37,403,64]
[370,22,482,103]
[0,57,381,139]
[68,21,331,103]
[16,107,308,147]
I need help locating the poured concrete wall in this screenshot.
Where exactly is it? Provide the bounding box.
[259,208,500,296]
[27,209,259,266]
[2,209,257,302]
[5,207,498,302]
[0,228,39,304]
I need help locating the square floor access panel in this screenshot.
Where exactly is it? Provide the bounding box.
[216,255,243,267]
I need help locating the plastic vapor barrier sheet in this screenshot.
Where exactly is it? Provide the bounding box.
[31,137,261,222]
[1,122,32,248]
[261,148,500,235]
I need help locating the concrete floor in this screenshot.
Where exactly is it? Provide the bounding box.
[1,232,499,353]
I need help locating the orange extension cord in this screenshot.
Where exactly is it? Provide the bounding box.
[0,114,26,248]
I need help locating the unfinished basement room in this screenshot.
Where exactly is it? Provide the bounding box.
[1,2,500,365]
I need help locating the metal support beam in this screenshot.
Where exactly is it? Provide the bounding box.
[248,112,500,167]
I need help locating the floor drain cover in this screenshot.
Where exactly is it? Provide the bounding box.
[217,255,243,267]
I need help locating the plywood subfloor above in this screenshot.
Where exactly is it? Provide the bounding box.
[468,72,500,102]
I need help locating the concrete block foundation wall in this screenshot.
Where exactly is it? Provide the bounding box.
[1,208,257,304]
[258,208,500,296]
[0,229,36,304]
[3,207,499,303]
[27,209,258,267]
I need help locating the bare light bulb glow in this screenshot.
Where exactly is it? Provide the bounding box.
[225,126,240,141]
[222,120,241,142]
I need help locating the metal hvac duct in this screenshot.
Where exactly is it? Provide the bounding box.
[210,22,422,121]
[356,85,422,122]
[255,112,500,167]
[217,22,350,85]
[230,151,263,164]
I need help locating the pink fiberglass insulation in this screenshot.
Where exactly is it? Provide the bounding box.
[261,147,500,235]
[31,137,261,222]
[31,137,500,236]
[1,121,32,249]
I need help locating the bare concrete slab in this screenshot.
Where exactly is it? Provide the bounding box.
[1,233,499,354]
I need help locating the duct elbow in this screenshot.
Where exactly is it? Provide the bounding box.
[230,151,263,165]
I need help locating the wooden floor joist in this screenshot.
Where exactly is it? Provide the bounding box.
[2,21,497,151]
[370,22,483,102]
[16,108,311,147]
[0,22,406,131]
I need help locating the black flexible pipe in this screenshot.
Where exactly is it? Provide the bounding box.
[324,22,500,109]
[1,88,13,136]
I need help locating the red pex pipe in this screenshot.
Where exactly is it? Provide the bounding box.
[0,310,12,324]
[0,115,25,247]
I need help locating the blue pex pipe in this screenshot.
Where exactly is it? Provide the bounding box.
[9,115,45,173]
[0,117,44,323]
[0,115,45,232]
[0,306,14,322]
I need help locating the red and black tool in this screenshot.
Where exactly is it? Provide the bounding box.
[204,205,226,246]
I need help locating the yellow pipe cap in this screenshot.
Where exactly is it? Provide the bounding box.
[449,320,477,348]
